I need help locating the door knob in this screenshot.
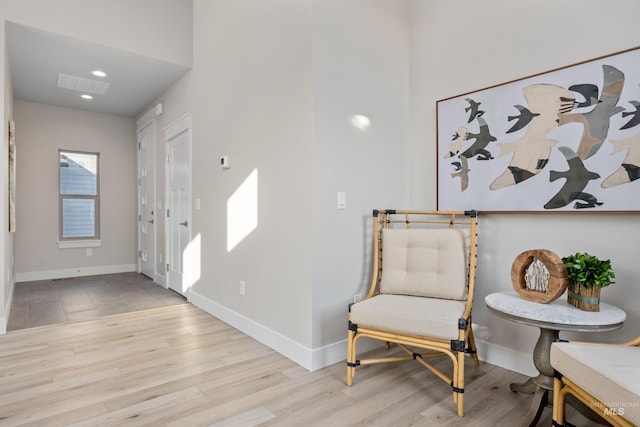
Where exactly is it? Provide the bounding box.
[179,221,188,227]
[147,219,154,224]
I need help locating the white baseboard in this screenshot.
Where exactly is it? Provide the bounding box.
[189,290,315,370]
[314,337,534,376]
[309,337,382,372]
[1,279,15,334]
[15,264,137,283]
[475,339,537,376]
[189,290,382,372]
[154,273,167,288]
[189,291,535,375]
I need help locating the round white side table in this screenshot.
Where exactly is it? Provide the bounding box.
[485,291,626,427]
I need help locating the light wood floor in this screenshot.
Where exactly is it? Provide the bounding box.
[0,304,601,426]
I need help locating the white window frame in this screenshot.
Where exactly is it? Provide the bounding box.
[58,149,102,248]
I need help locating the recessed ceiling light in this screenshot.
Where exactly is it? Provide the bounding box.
[81,94,93,100]
[91,70,107,78]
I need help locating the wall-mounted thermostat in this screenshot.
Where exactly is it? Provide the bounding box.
[220,155,230,169]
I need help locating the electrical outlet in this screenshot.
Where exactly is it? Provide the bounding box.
[472,324,491,341]
[240,280,246,296]
[353,293,362,303]
[86,248,92,256]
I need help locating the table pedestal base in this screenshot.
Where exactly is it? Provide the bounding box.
[510,328,607,427]
[510,377,552,427]
[509,328,557,427]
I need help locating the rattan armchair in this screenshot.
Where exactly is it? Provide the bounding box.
[346,210,479,417]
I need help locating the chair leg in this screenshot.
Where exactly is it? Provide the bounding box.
[467,328,480,367]
[346,328,356,386]
[552,376,565,426]
[454,350,465,416]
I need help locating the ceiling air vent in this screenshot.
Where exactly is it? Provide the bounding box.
[57,73,110,95]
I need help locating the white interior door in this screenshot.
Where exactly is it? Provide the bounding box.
[137,114,156,279]
[165,115,192,296]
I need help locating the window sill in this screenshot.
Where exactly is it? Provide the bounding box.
[58,240,102,249]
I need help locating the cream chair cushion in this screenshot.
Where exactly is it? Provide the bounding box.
[551,342,640,424]
[349,294,467,340]
[380,228,469,300]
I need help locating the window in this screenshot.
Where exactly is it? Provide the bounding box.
[59,150,100,240]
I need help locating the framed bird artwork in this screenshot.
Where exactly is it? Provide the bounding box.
[436,45,640,212]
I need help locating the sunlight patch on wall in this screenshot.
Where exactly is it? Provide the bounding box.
[183,233,201,291]
[349,114,371,131]
[227,169,258,252]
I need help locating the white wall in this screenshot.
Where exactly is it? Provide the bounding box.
[311,0,410,352]
[151,0,411,370]
[0,21,15,332]
[409,0,640,375]
[2,0,192,67]
[152,0,315,361]
[194,0,314,347]
[14,101,137,280]
[153,0,413,370]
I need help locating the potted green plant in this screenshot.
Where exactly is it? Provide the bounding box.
[562,252,615,312]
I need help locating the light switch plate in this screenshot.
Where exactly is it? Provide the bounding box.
[337,192,346,209]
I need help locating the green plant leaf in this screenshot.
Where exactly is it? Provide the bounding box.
[561,252,615,288]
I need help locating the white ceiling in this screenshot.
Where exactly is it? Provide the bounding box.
[7,22,191,118]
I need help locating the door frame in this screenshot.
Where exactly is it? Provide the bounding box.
[164,113,193,297]
[136,108,157,281]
